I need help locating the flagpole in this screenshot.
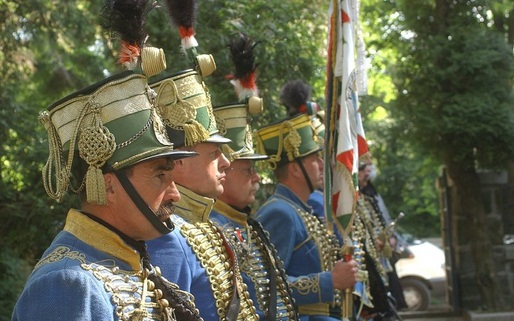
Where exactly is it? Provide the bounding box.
[325,0,372,319]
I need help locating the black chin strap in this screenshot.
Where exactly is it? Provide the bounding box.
[114,171,173,235]
[295,158,314,194]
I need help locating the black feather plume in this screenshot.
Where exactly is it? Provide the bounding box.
[280,79,311,111]
[163,0,197,29]
[229,33,259,80]
[101,0,157,47]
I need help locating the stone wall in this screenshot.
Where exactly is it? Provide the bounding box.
[439,170,514,312]
[463,172,513,310]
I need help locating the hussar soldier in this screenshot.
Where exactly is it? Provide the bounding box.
[254,115,358,321]
[210,33,299,321]
[147,2,259,321]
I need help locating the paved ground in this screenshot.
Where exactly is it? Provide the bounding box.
[398,309,514,321]
[398,306,461,320]
[400,313,463,321]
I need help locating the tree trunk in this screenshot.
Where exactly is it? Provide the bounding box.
[444,153,502,311]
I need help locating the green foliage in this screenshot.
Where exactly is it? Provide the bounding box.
[0,250,33,321]
[387,0,514,171]
[361,0,514,310]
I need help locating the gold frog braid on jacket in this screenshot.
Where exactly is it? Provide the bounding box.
[355,195,389,285]
[288,201,343,308]
[179,220,259,321]
[222,220,298,321]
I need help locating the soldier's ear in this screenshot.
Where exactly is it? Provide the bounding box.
[173,158,184,167]
[171,158,188,176]
[103,172,116,201]
[288,161,302,178]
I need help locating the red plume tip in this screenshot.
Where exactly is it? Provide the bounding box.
[178,26,195,39]
[240,73,257,90]
[118,41,141,69]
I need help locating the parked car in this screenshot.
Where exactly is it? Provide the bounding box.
[395,233,446,311]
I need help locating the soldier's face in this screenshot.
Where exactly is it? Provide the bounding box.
[173,143,230,198]
[218,159,260,209]
[358,165,372,186]
[107,158,181,240]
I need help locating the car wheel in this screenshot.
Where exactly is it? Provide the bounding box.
[400,277,430,311]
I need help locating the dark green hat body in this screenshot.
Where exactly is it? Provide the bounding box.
[214,99,268,161]
[151,69,230,148]
[255,114,322,168]
[311,110,326,139]
[41,70,195,204]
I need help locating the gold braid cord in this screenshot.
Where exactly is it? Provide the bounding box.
[178,220,258,321]
[155,79,210,146]
[78,99,116,205]
[358,195,393,273]
[37,246,187,321]
[222,224,297,321]
[355,196,390,286]
[283,122,301,162]
[351,212,373,308]
[83,263,186,321]
[362,195,393,259]
[202,82,217,134]
[39,111,68,202]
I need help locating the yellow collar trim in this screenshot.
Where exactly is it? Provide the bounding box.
[174,186,215,223]
[63,209,141,270]
[213,200,248,226]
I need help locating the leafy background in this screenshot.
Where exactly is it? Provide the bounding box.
[1,0,513,317]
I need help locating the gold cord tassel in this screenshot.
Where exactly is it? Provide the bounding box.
[182,121,210,146]
[78,100,116,205]
[85,166,107,205]
[155,80,211,146]
[284,124,301,161]
[39,111,68,202]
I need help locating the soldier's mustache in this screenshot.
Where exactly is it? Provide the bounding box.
[156,202,176,221]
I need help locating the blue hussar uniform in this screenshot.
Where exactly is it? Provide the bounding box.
[307,189,325,222]
[255,184,342,321]
[13,210,196,321]
[308,190,343,245]
[148,186,259,321]
[211,200,298,321]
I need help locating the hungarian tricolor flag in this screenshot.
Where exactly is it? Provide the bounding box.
[324,0,365,241]
[324,0,371,318]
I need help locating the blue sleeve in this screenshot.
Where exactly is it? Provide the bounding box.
[12,270,113,321]
[287,272,335,305]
